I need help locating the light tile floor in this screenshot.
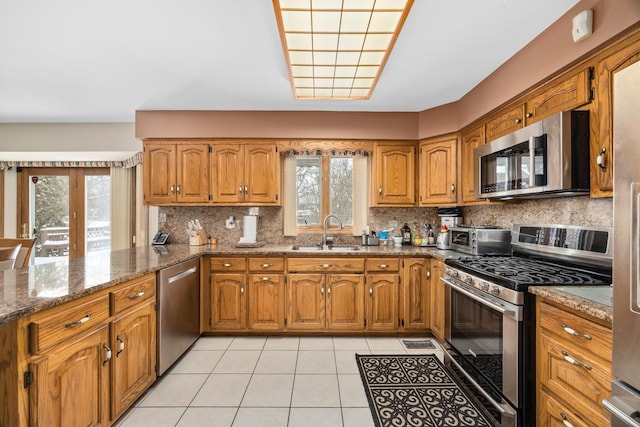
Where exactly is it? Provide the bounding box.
[114,336,443,427]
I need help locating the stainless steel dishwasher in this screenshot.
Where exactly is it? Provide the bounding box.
[157,257,200,375]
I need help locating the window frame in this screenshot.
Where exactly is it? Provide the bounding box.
[295,155,354,235]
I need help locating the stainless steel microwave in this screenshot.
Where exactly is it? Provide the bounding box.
[474,111,590,200]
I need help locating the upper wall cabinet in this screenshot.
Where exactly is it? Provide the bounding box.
[592,31,640,198]
[212,143,280,205]
[485,69,592,142]
[143,142,210,205]
[458,126,488,206]
[372,144,416,206]
[419,135,457,207]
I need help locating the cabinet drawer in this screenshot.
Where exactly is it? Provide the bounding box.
[249,257,284,272]
[287,257,365,273]
[538,334,612,419]
[366,258,399,272]
[211,257,247,272]
[538,389,606,427]
[539,301,611,362]
[29,294,110,354]
[110,274,156,315]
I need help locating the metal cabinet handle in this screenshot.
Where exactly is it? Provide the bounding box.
[525,112,533,118]
[451,183,455,193]
[596,147,607,171]
[377,264,389,268]
[176,184,181,194]
[378,186,382,195]
[65,313,91,328]
[116,335,125,357]
[369,286,373,296]
[560,413,574,427]
[245,185,248,193]
[320,264,332,268]
[515,118,522,124]
[327,286,331,296]
[239,185,243,193]
[103,343,112,366]
[260,263,273,268]
[261,277,271,281]
[561,323,591,340]
[170,185,175,194]
[223,263,233,267]
[128,290,145,300]
[320,286,324,295]
[427,270,431,278]
[241,287,244,294]
[561,350,592,370]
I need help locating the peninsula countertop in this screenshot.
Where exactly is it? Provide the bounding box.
[0,243,464,325]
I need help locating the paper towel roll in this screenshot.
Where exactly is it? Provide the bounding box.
[242,215,257,243]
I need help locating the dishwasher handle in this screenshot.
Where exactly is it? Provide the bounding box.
[168,267,197,284]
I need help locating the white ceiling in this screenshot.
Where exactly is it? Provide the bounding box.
[0,0,580,123]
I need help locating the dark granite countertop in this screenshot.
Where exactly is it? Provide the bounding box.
[529,285,613,323]
[0,243,464,325]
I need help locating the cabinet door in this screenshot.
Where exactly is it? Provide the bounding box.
[144,143,177,204]
[458,127,488,206]
[485,105,524,142]
[326,274,365,330]
[212,144,244,203]
[402,258,430,330]
[373,145,415,206]
[245,144,280,204]
[111,302,156,420]
[29,325,110,427]
[176,144,210,203]
[211,274,246,330]
[248,274,285,330]
[366,274,399,331]
[429,260,445,341]
[524,69,590,125]
[593,33,640,197]
[419,137,457,206]
[288,274,325,330]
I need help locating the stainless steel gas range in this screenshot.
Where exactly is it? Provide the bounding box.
[442,224,613,427]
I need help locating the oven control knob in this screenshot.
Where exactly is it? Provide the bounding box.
[464,275,473,284]
[490,286,501,296]
[450,270,459,278]
[481,282,490,291]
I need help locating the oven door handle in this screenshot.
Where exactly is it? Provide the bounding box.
[446,350,517,417]
[442,277,517,319]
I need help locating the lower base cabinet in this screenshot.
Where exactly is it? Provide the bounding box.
[248,273,285,330]
[429,259,445,341]
[29,325,111,427]
[366,273,399,331]
[402,258,431,331]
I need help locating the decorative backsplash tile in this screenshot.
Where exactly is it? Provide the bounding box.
[159,196,612,245]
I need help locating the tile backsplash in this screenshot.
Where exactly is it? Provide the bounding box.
[159,196,612,245]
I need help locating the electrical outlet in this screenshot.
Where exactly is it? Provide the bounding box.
[248,207,260,216]
[225,216,235,229]
[159,212,166,223]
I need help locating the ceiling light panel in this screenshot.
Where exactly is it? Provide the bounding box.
[273,0,413,99]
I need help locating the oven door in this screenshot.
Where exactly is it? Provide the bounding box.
[443,276,521,426]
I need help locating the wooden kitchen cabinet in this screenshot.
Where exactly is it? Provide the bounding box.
[365,258,400,331]
[287,257,365,331]
[109,274,156,420]
[212,143,280,205]
[247,257,285,331]
[536,299,612,426]
[143,141,211,205]
[458,126,489,206]
[29,324,111,427]
[372,144,416,206]
[485,69,591,143]
[419,135,457,206]
[402,258,430,331]
[209,257,247,331]
[429,259,445,341]
[592,31,640,198]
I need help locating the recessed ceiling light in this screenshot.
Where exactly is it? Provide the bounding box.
[273,0,414,100]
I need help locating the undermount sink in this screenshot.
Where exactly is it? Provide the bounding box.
[328,245,361,251]
[291,245,323,251]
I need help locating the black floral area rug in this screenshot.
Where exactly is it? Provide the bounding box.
[356,354,492,427]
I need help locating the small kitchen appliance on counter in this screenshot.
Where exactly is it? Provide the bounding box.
[436,208,463,249]
[449,225,511,255]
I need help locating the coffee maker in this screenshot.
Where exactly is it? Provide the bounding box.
[436,208,462,249]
